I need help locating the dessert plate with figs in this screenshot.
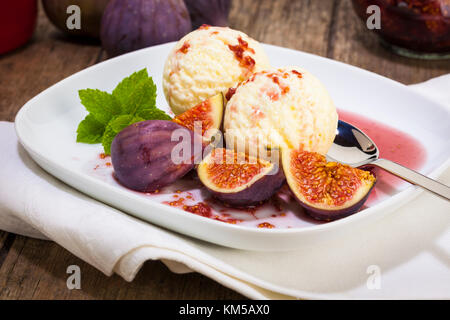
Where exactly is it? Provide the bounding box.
[15,41,450,251]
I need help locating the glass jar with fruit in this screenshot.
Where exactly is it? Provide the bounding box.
[352,0,450,59]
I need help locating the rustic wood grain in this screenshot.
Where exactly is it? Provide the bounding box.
[0,232,15,272]
[0,234,245,300]
[0,6,102,122]
[229,0,336,56]
[0,0,448,300]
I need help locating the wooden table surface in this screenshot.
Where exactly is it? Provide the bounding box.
[1,0,449,300]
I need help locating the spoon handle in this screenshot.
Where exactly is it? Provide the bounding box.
[372,159,450,201]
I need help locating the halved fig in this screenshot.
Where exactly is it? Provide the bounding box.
[197,148,285,207]
[282,149,376,221]
[173,93,224,141]
[111,120,203,193]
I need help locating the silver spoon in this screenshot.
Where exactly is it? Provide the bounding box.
[327,120,450,201]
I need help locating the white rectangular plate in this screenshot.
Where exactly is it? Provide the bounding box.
[15,43,450,251]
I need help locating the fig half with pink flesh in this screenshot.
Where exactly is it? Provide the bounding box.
[172,93,224,142]
[197,148,285,207]
[282,149,376,221]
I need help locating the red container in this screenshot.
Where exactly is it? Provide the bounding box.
[352,0,450,58]
[0,0,38,54]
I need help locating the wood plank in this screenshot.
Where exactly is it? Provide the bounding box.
[0,235,27,299]
[0,231,10,250]
[230,0,336,56]
[0,3,102,121]
[0,236,244,299]
[0,232,15,272]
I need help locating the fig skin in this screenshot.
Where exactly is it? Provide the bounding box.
[111,120,202,192]
[298,182,376,221]
[42,0,109,38]
[197,148,286,207]
[282,149,376,221]
[209,168,286,208]
[184,0,231,29]
[101,0,192,57]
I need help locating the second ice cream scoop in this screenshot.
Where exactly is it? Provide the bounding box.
[224,67,338,156]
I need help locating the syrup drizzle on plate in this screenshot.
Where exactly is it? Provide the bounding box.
[338,109,426,205]
[86,111,427,229]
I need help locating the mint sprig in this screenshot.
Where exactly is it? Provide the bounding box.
[76,69,171,154]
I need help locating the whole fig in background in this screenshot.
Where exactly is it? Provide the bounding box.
[42,0,110,38]
[184,0,231,29]
[101,0,192,57]
[111,120,202,193]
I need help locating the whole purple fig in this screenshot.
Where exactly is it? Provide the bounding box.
[184,0,231,29]
[43,0,110,38]
[101,0,192,57]
[111,120,203,192]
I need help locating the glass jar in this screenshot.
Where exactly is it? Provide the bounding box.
[0,0,38,55]
[352,0,450,59]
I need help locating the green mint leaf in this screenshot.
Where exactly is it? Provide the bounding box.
[124,79,157,116]
[112,69,150,111]
[79,89,121,125]
[77,69,171,152]
[76,114,105,143]
[101,114,144,155]
[137,107,172,121]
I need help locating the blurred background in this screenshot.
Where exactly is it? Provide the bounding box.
[1,0,450,123]
[0,0,449,299]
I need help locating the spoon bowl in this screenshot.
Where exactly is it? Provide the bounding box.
[327,120,379,167]
[328,120,450,201]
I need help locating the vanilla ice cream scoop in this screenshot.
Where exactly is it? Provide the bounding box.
[163,25,270,115]
[223,67,338,156]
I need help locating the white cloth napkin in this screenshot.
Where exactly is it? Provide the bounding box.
[1,76,449,299]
